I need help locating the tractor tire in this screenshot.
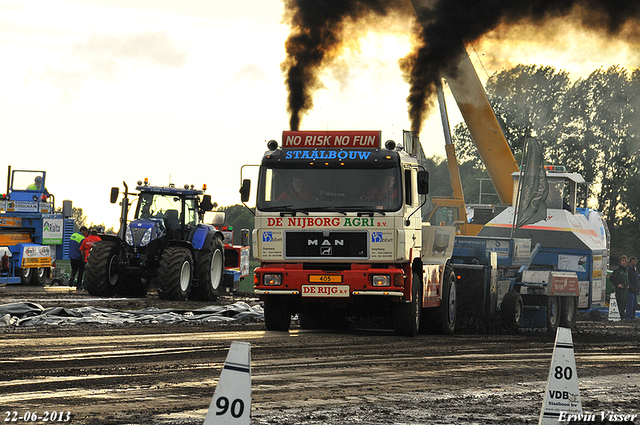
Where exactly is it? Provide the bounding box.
[500,291,523,332]
[157,246,193,301]
[560,296,578,329]
[264,297,291,331]
[434,266,457,335]
[190,237,224,301]
[17,268,32,285]
[85,241,121,297]
[546,296,561,334]
[393,272,422,337]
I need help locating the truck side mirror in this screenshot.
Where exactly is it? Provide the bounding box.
[240,179,251,203]
[200,194,214,212]
[110,187,119,204]
[210,211,226,227]
[417,170,429,195]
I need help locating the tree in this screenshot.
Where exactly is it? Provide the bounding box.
[217,204,255,245]
[453,64,571,167]
[559,66,640,229]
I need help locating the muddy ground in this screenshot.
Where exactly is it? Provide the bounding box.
[1,285,639,425]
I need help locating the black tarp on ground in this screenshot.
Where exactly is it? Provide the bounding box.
[0,302,264,326]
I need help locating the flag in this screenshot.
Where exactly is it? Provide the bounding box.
[516,138,548,228]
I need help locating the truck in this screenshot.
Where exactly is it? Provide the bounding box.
[85,179,249,300]
[240,5,609,335]
[0,166,74,285]
[241,130,607,336]
[241,130,457,336]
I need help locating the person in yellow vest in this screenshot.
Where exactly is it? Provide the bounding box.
[69,226,88,289]
[26,176,49,195]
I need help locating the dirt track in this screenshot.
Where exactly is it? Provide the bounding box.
[1,286,640,424]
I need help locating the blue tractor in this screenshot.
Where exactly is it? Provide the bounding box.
[85,179,226,301]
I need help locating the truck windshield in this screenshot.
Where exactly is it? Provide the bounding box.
[257,167,403,212]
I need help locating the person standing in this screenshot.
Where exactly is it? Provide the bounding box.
[78,229,101,289]
[626,257,639,320]
[69,226,88,289]
[611,255,629,318]
[80,229,101,262]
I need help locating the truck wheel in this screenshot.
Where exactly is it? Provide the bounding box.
[190,237,224,301]
[264,298,291,331]
[32,268,48,285]
[546,296,561,334]
[435,266,457,335]
[560,296,578,329]
[18,268,32,285]
[500,291,523,332]
[393,272,422,337]
[157,246,193,301]
[85,241,121,297]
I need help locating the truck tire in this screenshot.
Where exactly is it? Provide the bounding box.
[32,268,48,285]
[393,272,422,337]
[157,246,193,301]
[560,296,578,329]
[190,237,224,301]
[18,268,32,285]
[500,291,523,332]
[434,266,457,335]
[264,297,291,331]
[546,296,561,334]
[85,241,121,297]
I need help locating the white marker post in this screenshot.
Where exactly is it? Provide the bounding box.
[539,327,582,424]
[608,293,621,322]
[203,342,251,425]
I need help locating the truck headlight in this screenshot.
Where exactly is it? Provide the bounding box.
[372,275,391,287]
[263,274,282,286]
[140,228,153,246]
[125,227,134,246]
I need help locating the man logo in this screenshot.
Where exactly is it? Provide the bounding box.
[372,232,383,243]
[263,232,274,242]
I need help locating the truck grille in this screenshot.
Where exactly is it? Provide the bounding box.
[285,231,367,259]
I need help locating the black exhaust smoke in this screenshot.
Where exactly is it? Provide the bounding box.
[283,0,640,133]
[405,0,640,133]
[281,0,404,131]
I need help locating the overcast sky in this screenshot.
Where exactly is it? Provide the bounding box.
[1,0,637,229]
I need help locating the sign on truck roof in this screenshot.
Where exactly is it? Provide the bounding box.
[282,131,381,149]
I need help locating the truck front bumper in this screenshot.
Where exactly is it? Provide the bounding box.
[253,263,406,298]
